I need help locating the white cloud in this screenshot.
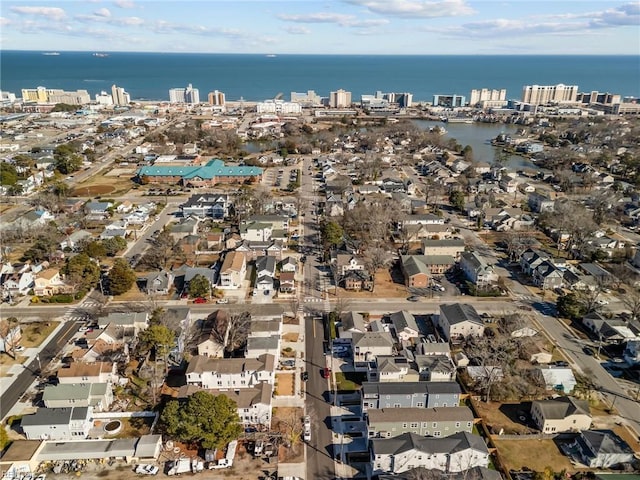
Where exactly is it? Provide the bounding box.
[94,8,111,18]
[345,0,475,18]
[284,25,311,35]
[0,17,11,26]
[278,12,389,28]
[113,0,135,8]
[10,6,66,21]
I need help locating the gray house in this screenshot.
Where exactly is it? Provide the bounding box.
[438,303,484,341]
[568,430,635,468]
[21,407,92,440]
[389,311,420,342]
[415,355,456,382]
[362,381,461,411]
[42,383,113,411]
[144,270,174,295]
[367,406,474,438]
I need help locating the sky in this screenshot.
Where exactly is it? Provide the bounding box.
[1,0,639,55]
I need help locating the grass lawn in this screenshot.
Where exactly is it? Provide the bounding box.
[493,438,575,473]
[20,321,59,348]
[338,270,406,298]
[335,371,367,392]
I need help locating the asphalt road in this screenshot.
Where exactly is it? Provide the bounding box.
[533,313,640,436]
[123,201,183,261]
[0,319,81,420]
[305,314,335,480]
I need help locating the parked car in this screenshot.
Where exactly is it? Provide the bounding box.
[407,296,420,302]
[582,346,595,356]
[301,371,309,381]
[321,367,331,379]
[263,290,270,295]
[216,298,229,304]
[194,297,208,304]
[596,298,609,305]
[14,345,25,352]
[135,465,159,475]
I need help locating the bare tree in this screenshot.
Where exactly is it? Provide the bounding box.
[365,247,393,290]
[504,230,537,263]
[621,288,640,321]
[205,310,251,353]
[272,407,305,452]
[464,335,520,402]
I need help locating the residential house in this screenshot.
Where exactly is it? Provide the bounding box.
[342,269,373,291]
[59,230,92,251]
[532,261,565,290]
[195,313,225,358]
[56,362,117,384]
[144,270,173,296]
[459,252,498,288]
[371,431,489,475]
[14,209,55,230]
[335,254,367,277]
[400,214,445,227]
[240,222,272,242]
[0,320,21,352]
[352,331,395,361]
[116,200,133,214]
[42,383,113,411]
[278,271,296,293]
[185,353,275,389]
[246,215,289,232]
[84,201,113,216]
[421,239,466,261]
[536,366,577,393]
[367,407,474,438]
[368,356,419,383]
[528,192,555,213]
[246,336,280,359]
[389,311,420,342]
[581,312,638,345]
[99,221,128,240]
[255,256,276,278]
[415,355,456,382]
[178,382,272,427]
[401,256,447,288]
[418,342,451,358]
[169,216,199,240]
[520,248,552,276]
[567,430,635,468]
[184,267,217,294]
[1,270,34,298]
[623,339,640,365]
[21,407,92,441]
[578,263,614,285]
[218,252,246,289]
[33,269,70,297]
[530,397,591,433]
[280,256,297,273]
[97,312,149,336]
[180,193,231,219]
[438,304,484,341]
[361,381,461,411]
[337,311,366,343]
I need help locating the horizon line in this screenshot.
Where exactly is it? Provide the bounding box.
[2,49,639,57]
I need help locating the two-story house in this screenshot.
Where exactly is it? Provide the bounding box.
[438,304,484,341]
[530,397,591,433]
[389,311,420,343]
[459,252,497,288]
[185,354,275,389]
[21,407,92,440]
[361,381,461,411]
[218,251,247,289]
[34,269,70,297]
[367,406,474,438]
[421,239,466,261]
[352,331,395,361]
[42,383,113,412]
[371,431,489,475]
[56,362,117,384]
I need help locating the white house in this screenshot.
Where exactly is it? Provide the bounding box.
[459,252,498,288]
[185,354,275,389]
[438,304,484,341]
[389,311,420,342]
[536,366,577,393]
[352,331,395,361]
[21,407,92,440]
[371,432,489,475]
[530,397,591,433]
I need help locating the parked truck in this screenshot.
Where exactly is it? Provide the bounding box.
[167,458,190,476]
[209,440,238,469]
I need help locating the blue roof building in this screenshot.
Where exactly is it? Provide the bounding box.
[137,159,263,185]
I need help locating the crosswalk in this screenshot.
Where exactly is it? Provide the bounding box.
[303,296,331,313]
[62,297,102,322]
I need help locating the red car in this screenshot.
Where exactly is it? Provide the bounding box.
[193,297,207,304]
[322,367,331,379]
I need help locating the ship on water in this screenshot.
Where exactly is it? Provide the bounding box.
[42,52,60,56]
[93,53,109,57]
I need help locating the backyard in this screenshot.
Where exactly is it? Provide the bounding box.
[493,438,576,473]
[274,373,295,396]
[19,321,60,348]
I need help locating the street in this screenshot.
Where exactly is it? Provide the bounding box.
[0,319,81,419]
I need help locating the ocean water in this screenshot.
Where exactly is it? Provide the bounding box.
[1,51,639,103]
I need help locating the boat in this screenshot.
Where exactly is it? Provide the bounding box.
[93,53,109,57]
[266,54,277,58]
[42,52,60,56]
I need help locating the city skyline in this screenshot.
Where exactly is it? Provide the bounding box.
[0,1,639,55]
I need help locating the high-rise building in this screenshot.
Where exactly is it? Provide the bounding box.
[576,91,621,105]
[469,88,507,108]
[169,84,200,104]
[22,86,90,105]
[329,89,352,108]
[433,94,466,108]
[256,99,302,114]
[521,84,578,105]
[208,90,226,106]
[111,84,131,106]
[95,91,114,105]
[290,90,322,106]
